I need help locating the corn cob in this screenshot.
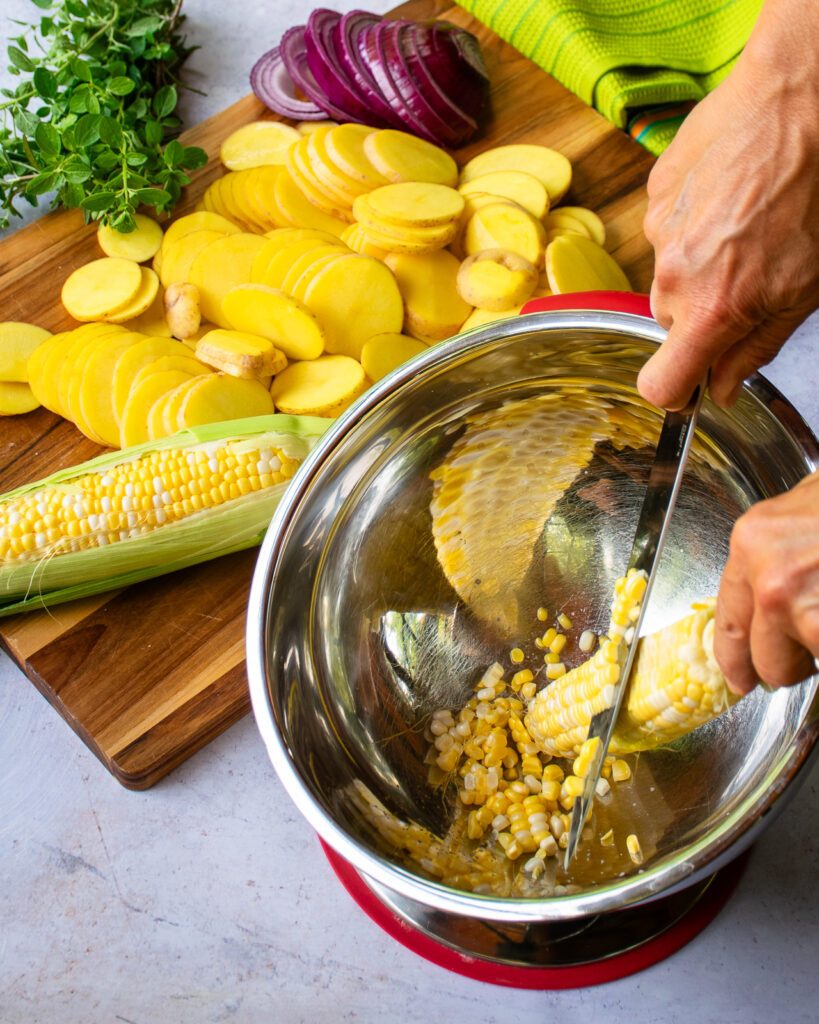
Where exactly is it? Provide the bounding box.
[0,414,330,616]
[525,596,736,757]
[428,391,663,633]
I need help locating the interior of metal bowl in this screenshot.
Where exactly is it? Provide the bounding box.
[249,311,819,920]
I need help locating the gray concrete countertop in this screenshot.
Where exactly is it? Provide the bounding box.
[1,2,818,1021]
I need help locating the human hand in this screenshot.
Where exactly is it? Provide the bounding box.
[637,10,819,411]
[714,470,819,695]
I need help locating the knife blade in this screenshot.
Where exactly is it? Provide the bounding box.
[563,380,706,870]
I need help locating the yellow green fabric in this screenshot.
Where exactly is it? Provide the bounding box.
[457,0,763,150]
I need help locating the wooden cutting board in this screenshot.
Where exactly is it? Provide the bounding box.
[0,0,655,789]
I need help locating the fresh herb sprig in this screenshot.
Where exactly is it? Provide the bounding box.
[0,0,207,232]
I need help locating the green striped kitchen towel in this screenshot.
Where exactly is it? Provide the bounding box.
[457,0,763,153]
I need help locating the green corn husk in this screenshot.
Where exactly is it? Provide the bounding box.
[0,414,332,617]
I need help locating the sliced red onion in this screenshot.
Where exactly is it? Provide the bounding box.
[250,46,326,120]
[279,24,352,122]
[414,21,489,126]
[335,10,404,129]
[304,8,376,123]
[381,22,463,147]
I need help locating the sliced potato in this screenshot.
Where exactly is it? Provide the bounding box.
[253,166,289,229]
[120,287,172,338]
[0,322,51,382]
[553,206,606,246]
[464,201,546,270]
[78,330,146,446]
[177,373,274,429]
[103,267,160,323]
[290,253,347,304]
[162,211,242,248]
[363,130,458,187]
[160,229,228,289]
[163,377,203,434]
[307,128,368,205]
[460,144,573,204]
[195,328,287,379]
[112,336,194,423]
[364,182,464,228]
[360,333,427,382]
[220,120,301,170]
[459,171,549,219]
[303,254,404,359]
[274,170,349,237]
[219,171,265,232]
[270,355,367,417]
[297,119,338,135]
[222,284,326,361]
[27,330,70,411]
[545,234,631,294]
[121,369,196,448]
[146,388,179,440]
[0,381,40,416]
[323,124,387,188]
[384,250,472,341]
[542,210,592,239]
[58,324,126,428]
[456,250,538,310]
[61,257,143,321]
[97,214,163,263]
[280,244,347,295]
[132,353,211,388]
[188,233,268,326]
[287,138,355,220]
[340,223,388,259]
[460,304,525,331]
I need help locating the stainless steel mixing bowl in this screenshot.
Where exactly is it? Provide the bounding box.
[247,297,819,931]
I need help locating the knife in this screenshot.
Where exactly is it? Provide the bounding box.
[563,380,706,870]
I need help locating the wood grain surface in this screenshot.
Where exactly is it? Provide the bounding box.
[0,0,655,789]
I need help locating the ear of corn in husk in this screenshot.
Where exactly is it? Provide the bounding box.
[0,414,331,617]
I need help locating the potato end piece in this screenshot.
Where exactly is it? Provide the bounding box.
[196,328,287,379]
[165,283,202,341]
[456,250,538,310]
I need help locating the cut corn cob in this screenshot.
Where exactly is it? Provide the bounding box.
[0,414,330,616]
[526,597,737,757]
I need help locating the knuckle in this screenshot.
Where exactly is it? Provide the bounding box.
[754,570,792,617]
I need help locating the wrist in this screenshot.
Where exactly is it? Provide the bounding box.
[738,0,819,106]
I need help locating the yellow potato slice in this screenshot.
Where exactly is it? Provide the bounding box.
[340,224,388,259]
[121,369,196,448]
[280,244,347,295]
[353,193,459,240]
[286,138,354,220]
[253,238,337,291]
[459,171,549,219]
[542,210,592,239]
[363,129,458,187]
[97,214,163,263]
[26,330,69,409]
[274,170,349,237]
[357,221,457,255]
[464,201,547,270]
[222,284,326,361]
[364,182,464,228]
[303,254,404,359]
[152,247,163,278]
[545,234,631,294]
[178,322,216,351]
[306,128,368,204]
[323,124,387,188]
[460,304,525,331]
[253,166,289,229]
[290,253,347,304]
[552,206,606,246]
[360,333,427,382]
[112,336,194,423]
[297,119,338,135]
[456,250,538,311]
[251,228,342,284]
[163,211,242,248]
[188,233,268,326]
[104,267,160,323]
[460,145,573,204]
[220,171,265,232]
[132,353,211,388]
[201,176,236,222]
[195,328,286,379]
[160,230,228,289]
[220,120,301,170]
[270,355,367,417]
[0,322,51,382]
[57,323,126,424]
[120,287,172,338]
[147,388,178,440]
[0,381,40,416]
[162,377,202,434]
[78,331,146,446]
[177,373,274,429]
[384,250,472,341]
[61,257,143,321]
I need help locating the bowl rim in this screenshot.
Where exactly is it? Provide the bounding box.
[247,307,819,921]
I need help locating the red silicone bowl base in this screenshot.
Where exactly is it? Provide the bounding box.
[320,839,749,989]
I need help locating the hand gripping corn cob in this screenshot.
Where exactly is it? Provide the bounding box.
[525,591,737,758]
[429,391,663,634]
[0,414,331,617]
